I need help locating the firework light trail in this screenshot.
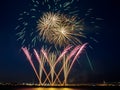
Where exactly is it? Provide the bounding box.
[21,47,41,83]
[63,43,87,83]
[16,0,102,85]
[53,45,81,84]
[43,45,73,84]
[22,43,87,85]
[33,49,51,84]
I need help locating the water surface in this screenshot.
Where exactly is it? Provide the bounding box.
[16,87,87,90]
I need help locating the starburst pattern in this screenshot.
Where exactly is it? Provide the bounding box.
[37,12,85,47]
[15,0,101,48]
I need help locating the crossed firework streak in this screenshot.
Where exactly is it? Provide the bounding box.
[22,43,87,85]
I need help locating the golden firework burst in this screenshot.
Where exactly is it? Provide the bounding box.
[37,12,85,47]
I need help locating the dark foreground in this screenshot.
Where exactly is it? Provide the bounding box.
[0,85,120,90]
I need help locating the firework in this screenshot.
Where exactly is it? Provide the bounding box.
[16,0,102,85]
[15,0,100,48]
[21,47,41,83]
[22,43,87,85]
[37,12,85,47]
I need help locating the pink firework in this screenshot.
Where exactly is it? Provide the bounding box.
[22,43,87,85]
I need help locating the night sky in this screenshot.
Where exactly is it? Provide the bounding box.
[0,0,120,83]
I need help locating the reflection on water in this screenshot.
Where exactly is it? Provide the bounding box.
[16,87,85,90]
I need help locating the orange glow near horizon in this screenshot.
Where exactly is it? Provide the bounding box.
[16,87,81,90]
